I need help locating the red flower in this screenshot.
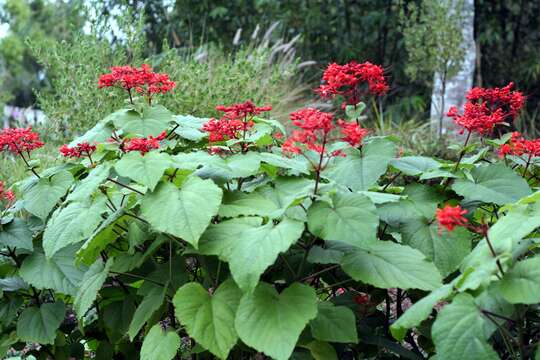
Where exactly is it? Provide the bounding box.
[98,64,175,101]
[0,127,44,155]
[215,100,272,119]
[202,101,271,149]
[337,119,369,147]
[316,61,388,106]
[354,294,370,305]
[498,132,540,159]
[122,131,167,155]
[60,142,96,158]
[436,205,468,233]
[0,181,15,208]
[448,83,525,135]
[283,108,336,157]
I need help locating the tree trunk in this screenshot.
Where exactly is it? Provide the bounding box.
[430,0,476,136]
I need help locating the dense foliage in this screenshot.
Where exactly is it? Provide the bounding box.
[0,63,539,360]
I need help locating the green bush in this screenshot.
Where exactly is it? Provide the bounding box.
[1,64,539,359]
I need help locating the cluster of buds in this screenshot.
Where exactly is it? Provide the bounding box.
[316,61,388,107]
[0,181,15,209]
[447,83,525,136]
[59,142,97,159]
[498,132,540,159]
[98,64,176,104]
[202,101,272,152]
[0,127,44,155]
[120,131,167,155]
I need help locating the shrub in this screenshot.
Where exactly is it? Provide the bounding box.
[30,27,306,140]
[0,63,539,360]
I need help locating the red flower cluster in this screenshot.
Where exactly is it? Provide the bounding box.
[498,132,540,158]
[447,83,525,135]
[0,127,44,154]
[122,131,167,155]
[0,181,15,207]
[59,142,96,158]
[316,61,388,106]
[337,119,369,147]
[98,64,176,100]
[436,205,468,233]
[215,100,272,119]
[282,108,368,155]
[202,101,272,144]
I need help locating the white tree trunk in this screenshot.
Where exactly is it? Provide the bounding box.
[430,0,476,136]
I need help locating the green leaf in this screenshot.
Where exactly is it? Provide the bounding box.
[77,208,128,264]
[389,156,441,176]
[140,324,181,360]
[199,217,304,292]
[235,282,318,360]
[141,177,222,248]
[23,170,74,219]
[391,284,453,341]
[20,244,86,296]
[115,151,172,191]
[195,152,261,181]
[341,241,442,291]
[16,302,65,345]
[43,197,108,258]
[74,258,113,319]
[218,190,279,218]
[401,219,472,276]
[499,257,540,304]
[114,105,173,137]
[432,293,498,360]
[67,162,112,202]
[307,246,344,265]
[128,283,168,341]
[304,341,338,360]
[0,218,33,251]
[259,152,310,174]
[488,202,540,253]
[452,164,531,205]
[308,192,378,247]
[173,114,208,141]
[324,138,396,191]
[173,279,242,359]
[309,302,357,343]
[345,102,366,120]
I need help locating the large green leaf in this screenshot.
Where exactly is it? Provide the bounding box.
[432,293,498,360]
[452,164,531,205]
[324,137,396,191]
[309,302,357,343]
[401,219,471,276]
[173,114,208,141]
[74,259,113,319]
[235,282,318,360]
[114,105,173,137]
[218,190,280,218]
[173,279,242,359]
[198,217,304,292]
[304,341,338,360]
[140,324,180,360]
[389,156,441,176]
[307,192,378,247]
[0,218,33,251]
[195,152,262,181]
[16,302,65,345]
[488,202,540,253]
[128,283,168,341]
[20,244,86,296]
[141,177,222,247]
[23,170,74,219]
[43,197,108,258]
[67,162,112,202]
[115,151,172,191]
[391,284,453,341]
[499,257,540,304]
[341,241,442,291]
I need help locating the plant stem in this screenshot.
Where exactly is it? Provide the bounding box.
[17,150,40,179]
[484,231,505,277]
[313,133,328,196]
[107,177,145,195]
[382,171,401,191]
[299,264,339,282]
[442,130,471,189]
